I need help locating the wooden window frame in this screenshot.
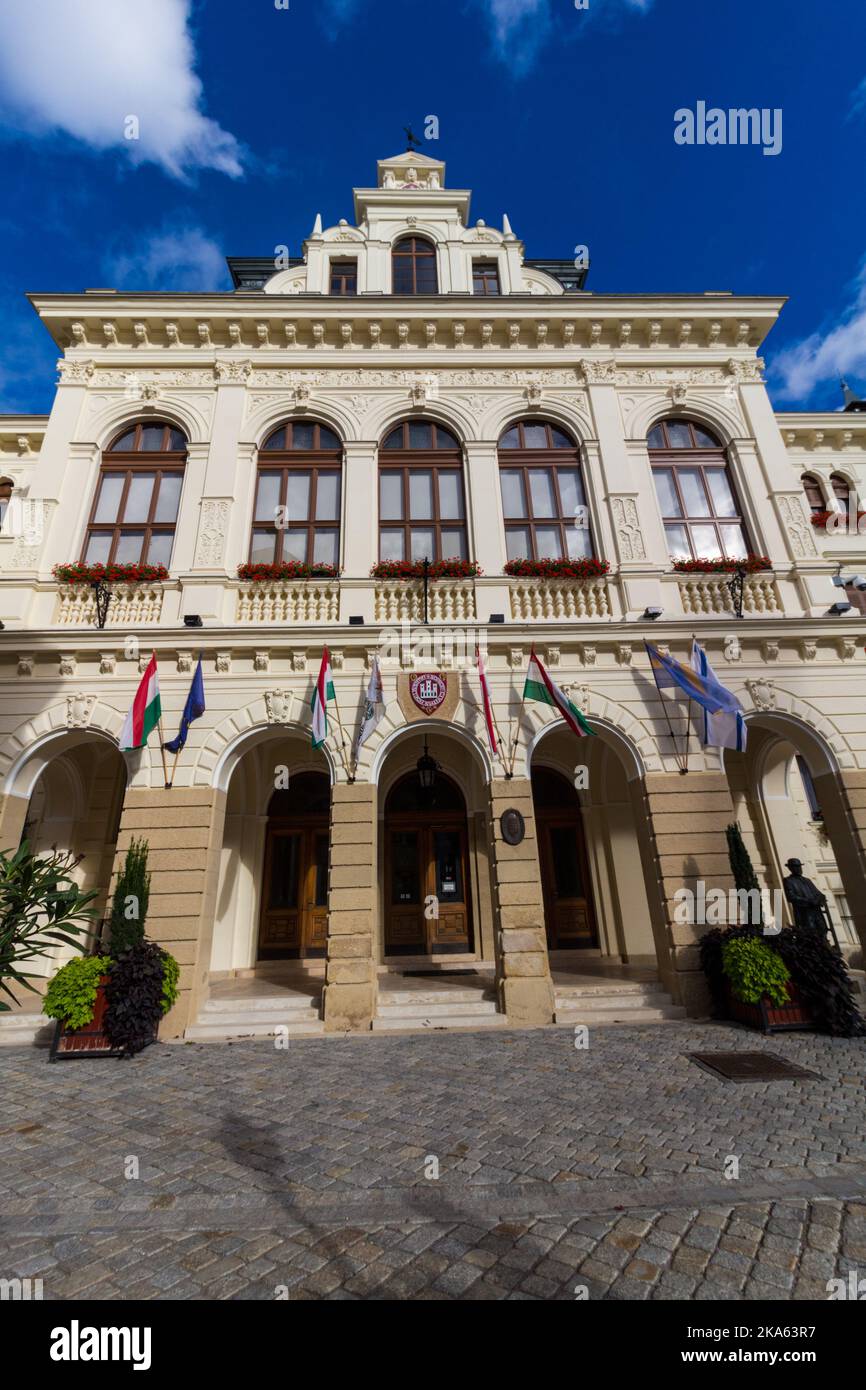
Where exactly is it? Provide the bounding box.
[81,423,187,567]
[391,236,438,295]
[0,476,12,530]
[252,424,342,567]
[329,259,358,296]
[472,260,501,295]
[801,473,825,516]
[830,473,851,512]
[378,421,466,562]
[497,420,592,562]
[648,421,752,562]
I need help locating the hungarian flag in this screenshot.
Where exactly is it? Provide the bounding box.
[476,645,498,755]
[523,646,594,737]
[311,647,335,749]
[119,653,162,751]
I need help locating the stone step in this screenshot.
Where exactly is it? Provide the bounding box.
[201,993,320,1016]
[554,987,668,1011]
[554,980,665,999]
[376,998,499,1021]
[555,1003,687,1025]
[184,1017,325,1042]
[0,1014,54,1048]
[372,1012,508,1032]
[377,988,497,1008]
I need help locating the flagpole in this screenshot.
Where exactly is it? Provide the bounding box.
[330,684,354,784]
[153,648,171,789]
[169,747,180,789]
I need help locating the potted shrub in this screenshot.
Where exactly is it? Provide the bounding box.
[0,841,98,1014]
[108,837,150,955]
[720,934,808,1033]
[44,954,120,1058]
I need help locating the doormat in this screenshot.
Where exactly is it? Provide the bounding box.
[402,969,477,978]
[689,1052,823,1083]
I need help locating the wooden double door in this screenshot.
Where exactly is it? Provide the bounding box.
[259,823,329,958]
[384,771,473,955]
[532,767,598,950]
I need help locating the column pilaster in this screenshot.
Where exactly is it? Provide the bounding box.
[488,776,554,1025]
[324,782,376,1031]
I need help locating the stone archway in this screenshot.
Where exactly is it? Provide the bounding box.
[726,712,866,966]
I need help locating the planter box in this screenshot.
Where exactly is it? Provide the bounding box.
[726,980,813,1034]
[49,979,123,1060]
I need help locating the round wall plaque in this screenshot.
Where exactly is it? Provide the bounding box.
[500,809,525,846]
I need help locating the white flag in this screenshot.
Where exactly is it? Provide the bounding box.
[354,656,385,758]
[691,639,747,751]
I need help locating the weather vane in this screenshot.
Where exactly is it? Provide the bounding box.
[404,125,421,152]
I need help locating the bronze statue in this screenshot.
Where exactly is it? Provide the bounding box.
[782,858,827,934]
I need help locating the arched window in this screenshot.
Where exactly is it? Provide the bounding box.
[0,476,12,530]
[498,420,593,562]
[830,473,850,514]
[801,474,825,516]
[83,422,187,567]
[648,418,750,561]
[251,421,342,567]
[379,420,465,562]
[392,236,438,295]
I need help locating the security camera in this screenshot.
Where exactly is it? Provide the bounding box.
[829,601,853,615]
[851,576,866,591]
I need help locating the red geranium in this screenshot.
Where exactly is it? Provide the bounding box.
[810,509,866,528]
[503,557,610,579]
[370,559,482,580]
[237,562,340,582]
[53,562,169,584]
[672,555,771,574]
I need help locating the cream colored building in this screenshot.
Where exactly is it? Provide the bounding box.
[1,150,865,1040]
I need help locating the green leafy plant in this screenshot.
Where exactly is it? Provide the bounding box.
[721,934,791,1006]
[109,839,151,955]
[0,841,98,1011]
[160,951,179,1016]
[725,822,763,928]
[43,954,112,1031]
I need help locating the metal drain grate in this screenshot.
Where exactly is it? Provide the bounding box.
[689,1052,823,1083]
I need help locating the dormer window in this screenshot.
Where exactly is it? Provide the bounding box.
[330,260,357,295]
[473,261,501,296]
[392,236,438,295]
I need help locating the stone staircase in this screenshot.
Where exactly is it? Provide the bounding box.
[554,977,686,1026]
[373,971,506,1032]
[185,979,325,1042]
[0,1009,54,1048]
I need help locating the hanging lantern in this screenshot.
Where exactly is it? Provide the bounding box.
[416,739,439,791]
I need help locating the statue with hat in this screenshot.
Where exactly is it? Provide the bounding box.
[782,858,829,936]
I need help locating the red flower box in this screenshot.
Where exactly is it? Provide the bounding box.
[672,555,771,575]
[371,559,482,580]
[810,509,866,528]
[503,557,610,579]
[49,979,123,1059]
[53,563,169,585]
[725,980,813,1034]
[237,562,340,581]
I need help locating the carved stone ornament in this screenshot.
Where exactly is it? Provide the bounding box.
[777,494,818,558]
[66,693,96,729]
[194,499,230,568]
[99,653,116,675]
[254,650,270,673]
[745,678,776,711]
[176,651,193,674]
[216,651,231,673]
[59,653,77,677]
[611,496,647,561]
[17,654,34,677]
[265,690,294,725]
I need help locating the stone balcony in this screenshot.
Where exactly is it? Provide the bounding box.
[55,583,169,626]
[373,580,477,623]
[676,572,782,616]
[508,577,612,622]
[236,580,340,624]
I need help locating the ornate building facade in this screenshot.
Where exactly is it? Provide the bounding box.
[1,150,865,1040]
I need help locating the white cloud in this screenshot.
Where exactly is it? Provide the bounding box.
[771,257,866,402]
[0,0,243,180]
[480,0,652,70]
[105,227,228,292]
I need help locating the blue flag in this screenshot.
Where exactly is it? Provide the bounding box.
[691,640,747,751]
[163,656,206,754]
[644,641,739,717]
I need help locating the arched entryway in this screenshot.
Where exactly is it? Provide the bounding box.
[532,766,598,949]
[726,715,866,966]
[383,769,474,955]
[259,771,330,960]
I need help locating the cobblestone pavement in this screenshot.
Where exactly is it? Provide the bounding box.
[2,1022,866,1300]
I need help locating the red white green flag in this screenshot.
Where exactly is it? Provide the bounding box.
[119,653,162,751]
[311,647,335,749]
[476,645,498,756]
[523,646,594,738]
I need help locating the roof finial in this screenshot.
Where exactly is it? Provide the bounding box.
[310,213,323,238]
[403,125,421,152]
[841,377,857,406]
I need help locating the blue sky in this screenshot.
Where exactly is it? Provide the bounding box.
[0,0,864,415]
